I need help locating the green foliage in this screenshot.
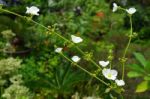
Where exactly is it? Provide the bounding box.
[0,57,22,76]
[127,52,150,92]
[2,75,33,99]
[133,52,147,67]
[19,54,88,98]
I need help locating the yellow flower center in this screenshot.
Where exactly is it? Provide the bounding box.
[107,73,112,78]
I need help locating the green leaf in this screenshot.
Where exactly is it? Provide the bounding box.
[144,61,150,72]
[127,71,142,78]
[128,64,145,73]
[136,81,149,93]
[134,52,147,67]
[144,76,150,81]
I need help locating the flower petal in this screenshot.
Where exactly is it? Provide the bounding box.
[112,3,118,12]
[26,6,40,16]
[115,79,125,86]
[126,7,136,15]
[71,35,83,43]
[111,69,118,77]
[71,56,81,62]
[99,61,109,67]
[102,68,118,80]
[55,48,63,53]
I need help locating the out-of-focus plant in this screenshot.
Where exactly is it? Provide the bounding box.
[0,57,23,97]
[127,52,150,93]
[2,74,33,99]
[1,29,16,52]
[0,57,21,76]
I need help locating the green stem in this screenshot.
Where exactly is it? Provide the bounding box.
[75,46,101,69]
[59,53,110,87]
[122,15,133,80]
[0,8,101,70]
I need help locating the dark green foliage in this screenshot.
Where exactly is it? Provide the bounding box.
[127,52,150,92]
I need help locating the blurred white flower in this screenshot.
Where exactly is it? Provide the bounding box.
[26,6,40,15]
[71,35,83,43]
[102,68,118,80]
[99,61,109,67]
[112,3,118,12]
[55,48,63,53]
[72,56,80,62]
[115,79,125,86]
[126,8,136,15]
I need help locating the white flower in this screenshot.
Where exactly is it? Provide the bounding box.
[26,6,40,15]
[71,35,83,43]
[115,79,125,86]
[55,48,63,53]
[102,68,118,80]
[71,56,80,62]
[99,61,109,67]
[126,8,136,15]
[112,3,118,12]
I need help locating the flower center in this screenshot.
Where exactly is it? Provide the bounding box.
[107,73,112,78]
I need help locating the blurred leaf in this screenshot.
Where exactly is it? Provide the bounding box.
[144,76,150,81]
[127,71,142,78]
[136,81,149,93]
[134,52,147,67]
[128,64,145,73]
[144,62,150,72]
[113,87,125,94]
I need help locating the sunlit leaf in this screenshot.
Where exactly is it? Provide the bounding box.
[144,76,150,81]
[136,81,149,93]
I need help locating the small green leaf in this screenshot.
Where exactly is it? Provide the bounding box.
[144,76,150,81]
[136,81,149,93]
[127,71,142,78]
[134,52,147,67]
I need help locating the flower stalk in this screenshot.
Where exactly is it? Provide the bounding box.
[122,15,133,80]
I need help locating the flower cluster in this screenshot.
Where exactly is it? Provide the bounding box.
[0,2,138,98]
[99,61,125,86]
[2,75,33,99]
[0,57,22,76]
[55,35,83,62]
[112,3,136,15]
[24,4,136,89]
[54,33,125,86]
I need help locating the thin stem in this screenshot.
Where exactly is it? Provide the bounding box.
[0,8,101,70]
[59,53,110,87]
[75,46,101,69]
[0,8,24,18]
[122,15,133,80]
[118,6,126,12]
